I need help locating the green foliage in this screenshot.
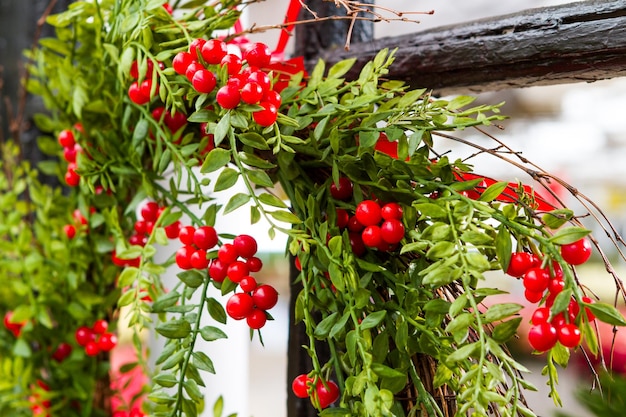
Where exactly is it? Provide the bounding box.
[1,1,624,417]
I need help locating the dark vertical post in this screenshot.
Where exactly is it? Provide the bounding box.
[287,3,374,416]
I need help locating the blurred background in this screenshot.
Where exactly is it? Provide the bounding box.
[2,1,625,416]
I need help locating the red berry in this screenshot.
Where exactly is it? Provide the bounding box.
[243,42,272,68]
[292,374,312,398]
[175,246,194,270]
[349,232,366,257]
[52,342,72,362]
[64,224,76,239]
[246,309,267,329]
[582,296,596,321]
[178,226,196,246]
[361,225,382,248]
[561,238,592,265]
[506,252,535,278]
[193,226,218,250]
[227,261,249,283]
[380,219,405,244]
[98,332,118,351]
[355,200,382,227]
[85,341,100,356]
[216,84,241,109]
[329,177,353,200]
[315,380,340,409]
[380,202,403,220]
[128,82,149,105]
[188,38,207,61]
[63,145,78,162]
[226,293,254,320]
[65,167,80,187]
[220,54,243,76]
[263,90,282,108]
[528,322,558,352]
[239,276,258,293]
[209,259,228,283]
[233,234,258,258]
[75,326,94,347]
[190,249,209,269]
[336,209,349,229]
[192,69,217,94]
[173,52,194,75]
[185,61,204,82]
[548,278,565,295]
[557,323,581,348]
[247,256,263,272]
[241,82,264,104]
[92,319,108,334]
[140,201,160,222]
[531,307,551,325]
[347,215,364,232]
[139,79,156,100]
[246,70,271,93]
[201,39,227,65]
[164,220,182,239]
[218,243,239,264]
[58,129,76,148]
[253,102,278,127]
[252,284,278,310]
[523,267,550,293]
[524,289,544,304]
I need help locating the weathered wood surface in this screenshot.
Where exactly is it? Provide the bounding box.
[313,0,626,95]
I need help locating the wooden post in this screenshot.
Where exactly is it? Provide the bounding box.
[312,0,626,95]
[288,4,373,416]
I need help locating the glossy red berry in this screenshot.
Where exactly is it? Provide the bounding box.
[175,246,194,270]
[506,252,535,278]
[523,267,550,293]
[141,202,160,222]
[561,238,592,265]
[209,259,228,283]
[85,341,100,356]
[185,61,204,82]
[263,90,282,108]
[189,249,209,269]
[243,42,272,68]
[380,202,403,221]
[246,309,267,329]
[173,52,193,75]
[531,307,551,325]
[75,326,94,347]
[253,284,278,310]
[193,226,218,250]
[128,82,149,105]
[246,70,271,93]
[92,319,108,334]
[336,209,349,229]
[233,234,258,259]
[291,374,312,398]
[201,39,228,65]
[380,219,405,244]
[192,69,217,94]
[227,261,249,283]
[557,323,581,348]
[329,177,353,201]
[355,200,382,227]
[218,243,239,265]
[52,342,73,362]
[98,333,118,351]
[524,289,544,304]
[64,224,76,239]
[239,276,258,293]
[188,38,206,61]
[241,82,264,104]
[361,225,383,248]
[253,102,278,127]
[528,322,558,352]
[315,380,340,409]
[246,256,263,273]
[216,84,241,109]
[226,293,254,320]
[58,129,76,148]
[178,226,196,246]
[220,54,243,75]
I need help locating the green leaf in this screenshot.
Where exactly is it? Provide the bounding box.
[495,224,512,273]
[258,192,287,208]
[542,209,574,229]
[314,312,338,338]
[549,227,591,245]
[328,58,357,79]
[491,317,523,343]
[206,298,227,324]
[177,270,205,288]
[238,151,276,169]
[415,203,448,219]
[214,167,240,192]
[426,241,456,260]
[447,95,477,111]
[201,148,231,173]
[214,112,231,146]
[238,132,269,150]
[153,372,178,388]
[483,303,523,323]
[586,302,626,326]
[118,267,140,287]
[156,319,192,339]
[269,210,302,224]
[223,193,250,214]
[360,310,386,330]
[247,169,274,188]
[446,342,478,363]
[193,351,216,373]
[478,181,508,202]
[200,326,228,341]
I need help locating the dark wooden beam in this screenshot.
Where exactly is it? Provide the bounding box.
[313,0,626,95]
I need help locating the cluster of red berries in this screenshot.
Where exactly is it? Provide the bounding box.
[174,224,219,270]
[330,177,406,257]
[506,237,595,352]
[291,374,340,409]
[74,319,118,357]
[29,380,51,417]
[63,208,91,240]
[128,59,164,105]
[210,235,278,329]
[58,127,83,187]
[172,39,282,126]
[112,201,181,268]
